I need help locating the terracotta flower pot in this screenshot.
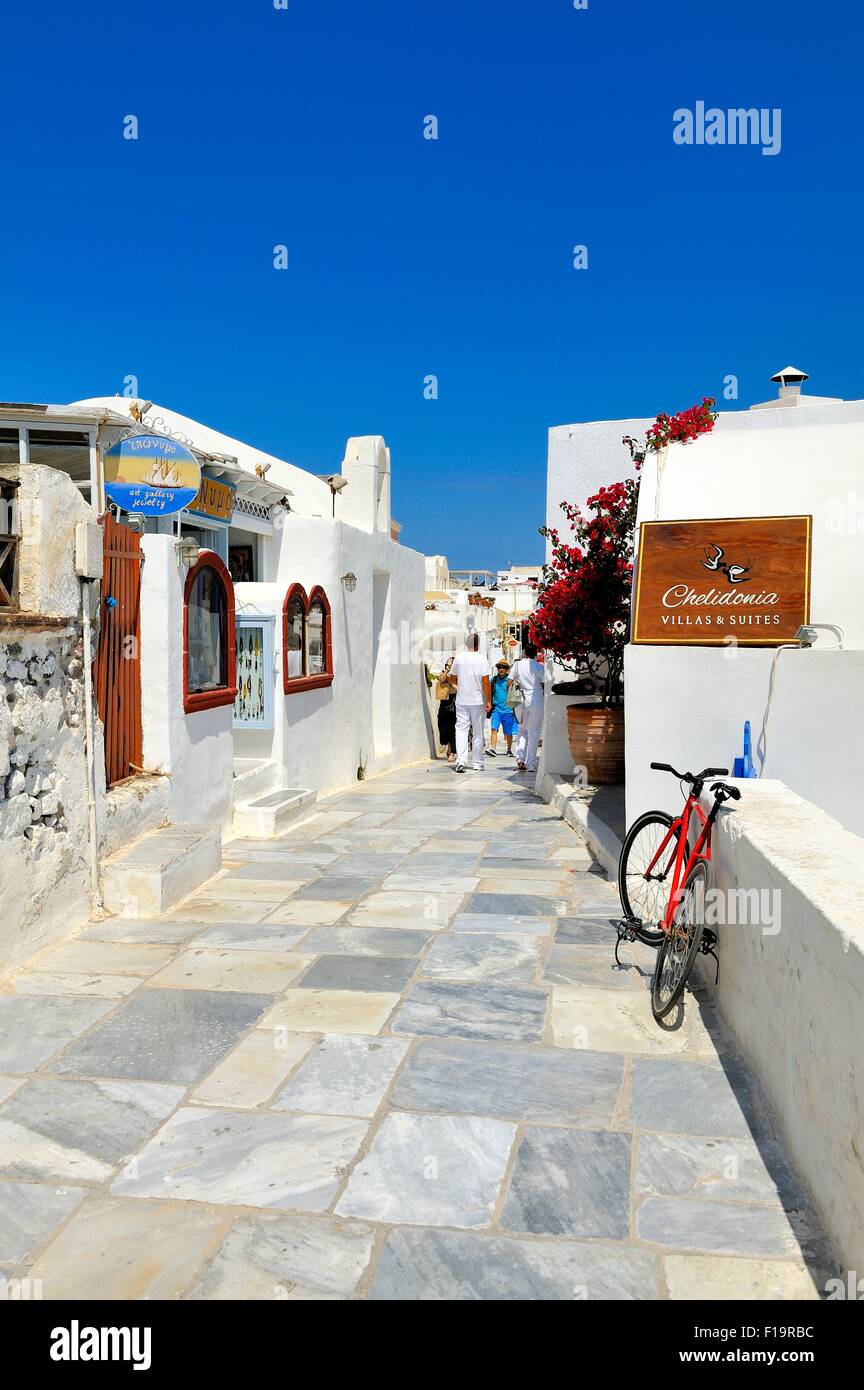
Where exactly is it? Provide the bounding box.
[566,704,625,785]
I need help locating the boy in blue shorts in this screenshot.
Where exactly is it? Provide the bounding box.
[488,659,517,756]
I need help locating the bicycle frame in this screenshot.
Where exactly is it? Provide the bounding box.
[643,792,713,933]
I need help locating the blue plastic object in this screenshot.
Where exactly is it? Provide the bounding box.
[732,720,757,778]
[104,596,118,610]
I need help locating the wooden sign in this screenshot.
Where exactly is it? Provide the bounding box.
[188,474,235,524]
[632,515,812,645]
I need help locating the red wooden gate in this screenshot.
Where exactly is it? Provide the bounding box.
[94,513,143,787]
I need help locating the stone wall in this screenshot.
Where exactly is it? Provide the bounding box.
[0,463,96,975]
[0,623,90,971]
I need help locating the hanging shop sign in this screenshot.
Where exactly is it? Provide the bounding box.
[104,434,201,515]
[632,515,812,645]
[188,473,236,525]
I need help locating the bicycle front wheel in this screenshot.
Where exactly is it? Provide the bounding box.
[651,861,708,1020]
[618,811,686,945]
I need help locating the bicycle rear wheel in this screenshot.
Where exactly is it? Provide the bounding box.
[618,811,686,945]
[651,861,708,1020]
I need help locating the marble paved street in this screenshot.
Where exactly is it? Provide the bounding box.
[0,761,835,1300]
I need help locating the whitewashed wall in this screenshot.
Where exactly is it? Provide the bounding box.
[695,778,864,1272]
[140,536,234,827]
[544,401,864,836]
[625,646,864,837]
[234,514,434,794]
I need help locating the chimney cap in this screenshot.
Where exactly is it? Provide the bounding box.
[770,364,809,384]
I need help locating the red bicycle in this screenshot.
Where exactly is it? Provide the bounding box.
[617,762,741,1019]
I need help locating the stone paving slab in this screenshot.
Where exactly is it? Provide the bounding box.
[0,996,114,1074]
[261,989,400,1036]
[390,1039,624,1125]
[336,1112,515,1228]
[369,1228,658,1301]
[272,1034,409,1118]
[26,1196,229,1299]
[0,1181,86,1265]
[502,1128,632,1239]
[298,927,434,957]
[295,954,416,993]
[0,758,836,1300]
[187,1210,376,1300]
[50,988,272,1085]
[111,1107,369,1210]
[0,1076,184,1183]
[392,981,548,1043]
[421,932,543,984]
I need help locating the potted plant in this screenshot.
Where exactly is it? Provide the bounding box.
[534,397,717,783]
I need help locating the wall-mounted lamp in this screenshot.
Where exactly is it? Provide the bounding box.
[795,623,845,649]
[341,571,357,592]
[175,536,200,568]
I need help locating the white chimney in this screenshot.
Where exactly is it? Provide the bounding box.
[770,364,809,400]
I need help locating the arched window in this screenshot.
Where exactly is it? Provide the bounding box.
[282,583,333,692]
[183,552,237,713]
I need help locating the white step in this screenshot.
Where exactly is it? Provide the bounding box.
[232,759,286,805]
[101,824,222,918]
[232,789,317,838]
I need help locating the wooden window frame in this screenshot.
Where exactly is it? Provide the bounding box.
[183,550,238,714]
[282,582,334,693]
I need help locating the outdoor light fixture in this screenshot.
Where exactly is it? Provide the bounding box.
[341,571,357,592]
[794,622,845,649]
[124,514,145,534]
[175,536,200,568]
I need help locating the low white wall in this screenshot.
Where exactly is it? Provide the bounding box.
[624,646,864,838]
[140,536,234,828]
[697,779,864,1273]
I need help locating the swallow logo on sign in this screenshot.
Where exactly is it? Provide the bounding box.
[702,543,752,584]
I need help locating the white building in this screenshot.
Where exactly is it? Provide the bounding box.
[541,371,864,838]
[0,397,433,971]
[538,370,864,1275]
[423,557,539,671]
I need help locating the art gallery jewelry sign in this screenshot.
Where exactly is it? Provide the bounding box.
[104,434,201,515]
[632,516,812,645]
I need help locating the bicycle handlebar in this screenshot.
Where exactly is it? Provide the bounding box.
[650,761,729,783]
[711,782,741,801]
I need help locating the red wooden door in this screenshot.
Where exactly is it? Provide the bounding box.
[94,513,143,787]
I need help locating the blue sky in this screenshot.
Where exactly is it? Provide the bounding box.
[1,1,861,568]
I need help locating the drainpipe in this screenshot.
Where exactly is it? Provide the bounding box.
[80,577,102,913]
[74,514,104,915]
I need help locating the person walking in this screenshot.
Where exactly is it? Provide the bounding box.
[487,658,517,757]
[450,633,492,773]
[512,641,544,772]
[435,657,457,761]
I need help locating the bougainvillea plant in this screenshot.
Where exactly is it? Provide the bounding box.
[532,398,718,707]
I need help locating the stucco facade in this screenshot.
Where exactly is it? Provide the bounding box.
[542,391,864,836]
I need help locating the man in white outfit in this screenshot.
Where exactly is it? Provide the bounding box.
[512,641,545,772]
[450,634,492,773]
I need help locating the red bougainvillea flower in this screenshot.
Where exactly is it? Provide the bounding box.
[535,396,717,706]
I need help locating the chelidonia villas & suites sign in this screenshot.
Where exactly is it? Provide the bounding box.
[632,516,812,645]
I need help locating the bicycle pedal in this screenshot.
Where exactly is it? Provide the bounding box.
[614,918,640,942]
